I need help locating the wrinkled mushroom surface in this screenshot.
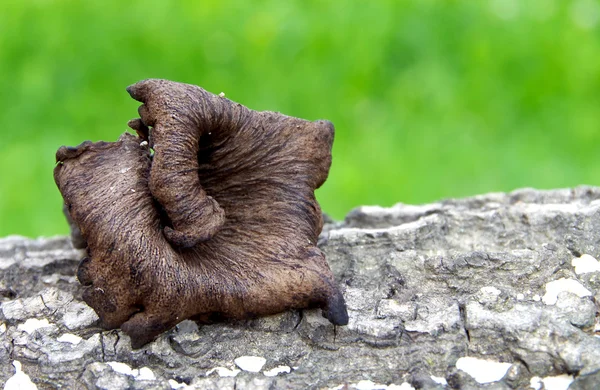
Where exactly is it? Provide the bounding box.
[54,79,348,348]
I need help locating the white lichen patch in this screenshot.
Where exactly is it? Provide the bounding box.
[57,333,82,345]
[18,318,52,334]
[430,375,447,386]
[540,374,574,390]
[4,361,38,390]
[542,278,592,305]
[234,356,266,372]
[331,380,414,390]
[206,366,240,377]
[480,286,501,295]
[106,361,155,380]
[137,367,156,381]
[530,376,542,390]
[0,322,6,334]
[478,286,502,304]
[263,365,291,377]
[168,379,189,389]
[455,357,511,384]
[354,381,384,390]
[107,361,134,376]
[572,254,600,274]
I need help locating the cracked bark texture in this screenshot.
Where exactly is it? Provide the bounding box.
[2,187,600,389]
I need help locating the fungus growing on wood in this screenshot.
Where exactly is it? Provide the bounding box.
[54,79,349,348]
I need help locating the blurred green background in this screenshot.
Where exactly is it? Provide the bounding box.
[1,0,600,237]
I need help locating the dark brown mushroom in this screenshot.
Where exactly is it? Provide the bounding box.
[54,79,348,348]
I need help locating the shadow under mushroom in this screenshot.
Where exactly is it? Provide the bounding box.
[54,79,349,348]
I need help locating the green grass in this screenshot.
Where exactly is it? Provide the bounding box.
[2,0,600,237]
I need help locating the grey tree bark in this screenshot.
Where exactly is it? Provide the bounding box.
[1,187,600,389]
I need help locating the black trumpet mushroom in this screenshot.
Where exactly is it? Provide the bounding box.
[54,79,348,348]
